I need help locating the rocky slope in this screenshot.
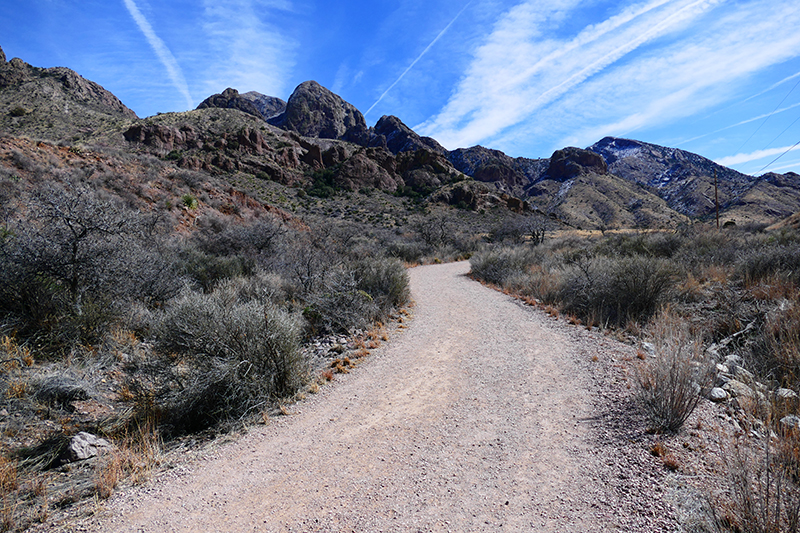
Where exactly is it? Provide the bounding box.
[0,45,137,143]
[1,43,798,229]
[526,147,688,229]
[587,137,758,219]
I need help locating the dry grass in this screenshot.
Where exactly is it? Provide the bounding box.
[636,311,713,433]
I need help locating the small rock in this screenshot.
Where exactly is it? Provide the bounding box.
[708,387,728,402]
[780,415,800,431]
[715,363,729,374]
[777,388,798,400]
[67,432,112,462]
[723,379,755,399]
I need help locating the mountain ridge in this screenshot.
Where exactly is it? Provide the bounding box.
[1,44,798,229]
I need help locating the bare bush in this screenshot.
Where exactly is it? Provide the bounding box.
[721,432,800,533]
[636,312,713,433]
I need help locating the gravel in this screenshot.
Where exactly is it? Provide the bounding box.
[39,261,681,532]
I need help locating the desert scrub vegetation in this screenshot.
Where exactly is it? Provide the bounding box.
[0,176,414,525]
[470,224,800,531]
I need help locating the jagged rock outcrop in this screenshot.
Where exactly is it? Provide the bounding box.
[241,91,286,119]
[197,88,264,119]
[269,81,369,145]
[448,146,548,196]
[369,115,447,155]
[547,147,608,181]
[334,149,400,192]
[0,45,6,64]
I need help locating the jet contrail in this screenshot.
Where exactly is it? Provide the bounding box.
[365,1,472,117]
[122,0,194,110]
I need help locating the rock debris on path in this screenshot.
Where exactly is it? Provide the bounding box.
[54,261,679,532]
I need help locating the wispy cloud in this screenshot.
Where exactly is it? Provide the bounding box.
[715,143,800,166]
[122,0,193,109]
[364,1,472,117]
[200,0,296,98]
[416,0,800,156]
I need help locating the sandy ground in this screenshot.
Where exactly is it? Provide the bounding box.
[48,261,681,532]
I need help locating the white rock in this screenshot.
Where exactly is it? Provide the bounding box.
[777,388,798,400]
[780,415,800,430]
[67,432,112,462]
[715,363,729,374]
[709,387,728,402]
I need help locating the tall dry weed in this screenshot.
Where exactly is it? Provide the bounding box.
[636,311,713,433]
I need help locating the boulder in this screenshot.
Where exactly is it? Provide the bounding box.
[722,379,755,399]
[547,147,608,180]
[67,432,112,462]
[270,81,369,145]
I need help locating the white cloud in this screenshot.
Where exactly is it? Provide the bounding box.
[416,0,800,155]
[199,0,296,98]
[715,144,800,166]
[122,0,194,109]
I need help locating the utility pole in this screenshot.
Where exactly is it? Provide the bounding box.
[714,168,720,230]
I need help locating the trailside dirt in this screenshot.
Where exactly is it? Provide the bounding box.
[47,261,680,532]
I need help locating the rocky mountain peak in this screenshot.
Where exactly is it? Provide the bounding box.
[197,87,264,119]
[269,80,369,145]
[547,147,608,180]
[370,115,447,155]
[240,91,286,119]
[0,45,5,64]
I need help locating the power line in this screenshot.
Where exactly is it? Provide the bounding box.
[735,75,800,154]
[757,138,800,174]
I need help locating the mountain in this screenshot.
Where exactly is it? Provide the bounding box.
[525,147,688,229]
[587,137,757,219]
[448,146,548,197]
[269,80,370,145]
[197,88,286,121]
[0,45,136,143]
[2,43,798,230]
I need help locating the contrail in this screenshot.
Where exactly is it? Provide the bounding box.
[122,0,194,110]
[365,1,472,117]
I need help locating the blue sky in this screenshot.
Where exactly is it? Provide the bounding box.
[3,0,800,176]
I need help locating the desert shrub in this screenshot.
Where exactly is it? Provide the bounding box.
[746,301,800,388]
[469,246,540,287]
[595,231,684,258]
[352,257,410,317]
[559,254,678,326]
[385,239,428,263]
[174,247,254,292]
[491,216,547,245]
[304,268,378,334]
[153,288,305,434]
[0,184,181,350]
[636,312,713,433]
[736,243,800,285]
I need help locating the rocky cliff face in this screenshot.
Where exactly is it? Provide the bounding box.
[369,115,447,155]
[241,91,286,119]
[546,147,608,181]
[196,88,286,121]
[269,81,369,145]
[448,146,549,196]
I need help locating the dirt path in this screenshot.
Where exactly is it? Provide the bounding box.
[65,261,679,532]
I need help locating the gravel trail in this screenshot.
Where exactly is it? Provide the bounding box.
[68,261,679,532]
